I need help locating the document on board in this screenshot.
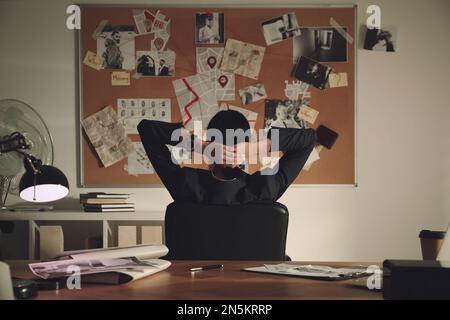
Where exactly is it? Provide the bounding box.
[243,263,371,280]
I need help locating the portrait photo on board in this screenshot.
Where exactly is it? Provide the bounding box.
[195,12,224,44]
[136,50,176,77]
[261,12,302,45]
[293,56,332,90]
[363,26,397,52]
[293,27,348,63]
[264,99,309,131]
[96,25,136,70]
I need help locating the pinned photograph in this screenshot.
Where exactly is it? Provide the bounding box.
[220,38,266,80]
[196,47,224,74]
[363,26,397,52]
[136,50,175,77]
[195,12,224,44]
[264,99,309,131]
[262,12,301,45]
[239,82,267,105]
[83,51,103,70]
[293,56,332,90]
[96,25,136,70]
[127,142,154,175]
[293,27,348,63]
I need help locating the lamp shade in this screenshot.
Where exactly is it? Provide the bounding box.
[19,165,69,202]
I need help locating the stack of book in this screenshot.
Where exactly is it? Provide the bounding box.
[80,193,134,212]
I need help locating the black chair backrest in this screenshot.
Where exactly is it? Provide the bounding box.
[164,202,289,260]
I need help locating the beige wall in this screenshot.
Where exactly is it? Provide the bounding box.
[1,0,449,261]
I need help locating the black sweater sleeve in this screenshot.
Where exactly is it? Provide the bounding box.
[137,120,189,200]
[249,127,317,200]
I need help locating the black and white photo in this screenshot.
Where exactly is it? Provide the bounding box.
[195,12,224,44]
[96,25,136,70]
[262,12,302,45]
[264,99,309,131]
[136,50,175,77]
[363,26,397,52]
[293,27,348,63]
[293,56,332,90]
[239,82,267,105]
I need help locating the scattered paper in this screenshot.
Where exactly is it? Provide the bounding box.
[126,142,154,175]
[196,47,224,74]
[173,74,219,131]
[253,263,369,279]
[297,104,319,124]
[83,51,103,70]
[210,69,235,101]
[239,82,267,105]
[328,72,348,88]
[220,38,266,80]
[111,71,130,86]
[117,98,171,134]
[81,106,134,168]
[303,145,322,171]
[151,30,170,51]
[284,80,309,101]
[133,9,156,35]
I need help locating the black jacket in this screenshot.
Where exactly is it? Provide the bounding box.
[138,120,316,204]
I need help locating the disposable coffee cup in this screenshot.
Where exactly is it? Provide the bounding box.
[419,230,446,260]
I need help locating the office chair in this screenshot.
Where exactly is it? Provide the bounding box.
[164,201,289,260]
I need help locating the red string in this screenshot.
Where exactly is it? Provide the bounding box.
[181,78,200,127]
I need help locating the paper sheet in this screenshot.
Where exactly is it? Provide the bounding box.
[126,142,154,175]
[196,47,224,74]
[220,38,265,80]
[297,104,319,124]
[172,73,219,131]
[117,98,171,134]
[81,106,134,168]
[328,72,348,88]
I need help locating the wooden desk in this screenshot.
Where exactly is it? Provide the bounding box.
[9,261,382,300]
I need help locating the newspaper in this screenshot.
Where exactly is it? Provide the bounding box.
[29,244,170,284]
[243,263,371,280]
[81,106,135,167]
[220,38,266,80]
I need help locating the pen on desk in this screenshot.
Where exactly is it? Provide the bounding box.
[190,264,224,272]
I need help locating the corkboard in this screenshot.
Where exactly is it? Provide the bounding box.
[78,5,356,186]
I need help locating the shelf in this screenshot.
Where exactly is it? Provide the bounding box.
[0,210,165,221]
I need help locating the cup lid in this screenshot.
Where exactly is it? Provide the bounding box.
[419,230,446,239]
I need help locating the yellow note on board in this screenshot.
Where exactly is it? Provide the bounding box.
[328,72,348,88]
[111,71,131,86]
[298,105,319,124]
[83,51,103,70]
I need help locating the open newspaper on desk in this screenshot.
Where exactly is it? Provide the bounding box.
[29,244,170,284]
[243,263,372,281]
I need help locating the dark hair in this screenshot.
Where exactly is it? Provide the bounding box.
[207,110,250,145]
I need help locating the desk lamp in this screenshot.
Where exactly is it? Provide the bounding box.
[0,132,69,203]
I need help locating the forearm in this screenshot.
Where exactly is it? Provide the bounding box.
[268,127,317,153]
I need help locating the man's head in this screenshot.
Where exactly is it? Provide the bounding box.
[204,13,214,27]
[206,110,250,177]
[111,30,121,43]
[159,59,166,67]
[276,103,288,121]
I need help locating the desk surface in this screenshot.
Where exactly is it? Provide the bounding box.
[9,261,382,300]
